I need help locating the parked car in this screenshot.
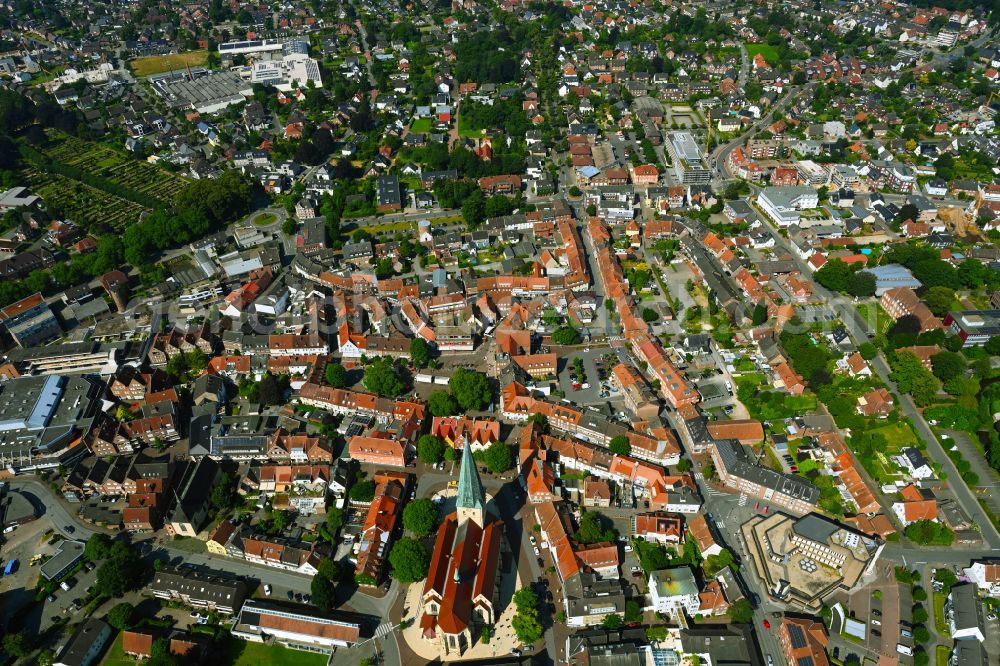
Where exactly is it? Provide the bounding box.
[264,584,272,596]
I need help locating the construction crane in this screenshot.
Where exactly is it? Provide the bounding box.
[979,91,999,118]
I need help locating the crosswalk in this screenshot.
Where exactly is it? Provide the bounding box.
[738,493,749,507]
[703,485,729,498]
[373,622,395,639]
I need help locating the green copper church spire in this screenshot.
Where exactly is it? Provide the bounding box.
[455,439,485,527]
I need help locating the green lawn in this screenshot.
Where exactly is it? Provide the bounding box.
[936,645,951,666]
[129,50,208,77]
[224,640,328,666]
[99,634,134,666]
[457,112,485,138]
[409,118,433,133]
[856,302,893,336]
[745,43,780,62]
[870,423,919,451]
[933,592,949,634]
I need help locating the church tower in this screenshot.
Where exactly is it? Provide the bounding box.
[455,439,486,528]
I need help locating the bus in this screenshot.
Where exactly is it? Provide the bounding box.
[3,559,18,576]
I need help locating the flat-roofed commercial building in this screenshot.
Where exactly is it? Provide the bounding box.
[666,132,710,184]
[232,600,361,654]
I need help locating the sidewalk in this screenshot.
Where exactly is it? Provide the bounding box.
[399,568,525,661]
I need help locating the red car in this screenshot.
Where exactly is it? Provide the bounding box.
[763,619,771,630]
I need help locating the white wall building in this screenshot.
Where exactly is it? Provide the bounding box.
[648,568,701,617]
[757,187,819,227]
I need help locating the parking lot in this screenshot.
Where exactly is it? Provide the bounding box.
[0,516,100,636]
[556,347,624,408]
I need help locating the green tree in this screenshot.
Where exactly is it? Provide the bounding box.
[608,435,631,456]
[985,337,1000,356]
[602,613,623,629]
[912,605,929,624]
[904,520,955,546]
[403,498,439,537]
[409,338,431,368]
[859,342,878,360]
[417,434,446,465]
[512,588,544,644]
[2,632,30,658]
[428,390,459,416]
[325,363,348,388]
[727,598,754,623]
[890,350,940,406]
[95,541,143,598]
[108,602,136,629]
[526,413,550,432]
[317,558,340,582]
[448,368,492,411]
[930,350,966,382]
[210,472,238,510]
[326,507,345,534]
[575,511,615,544]
[625,600,642,623]
[752,301,768,326]
[388,537,431,583]
[483,441,513,474]
[703,549,736,576]
[676,459,691,473]
[642,307,659,323]
[551,326,581,345]
[85,532,113,560]
[462,190,487,227]
[363,358,405,397]
[923,286,956,317]
[846,271,876,298]
[311,573,336,612]
[814,259,852,293]
[349,479,376,503]
[913,625,931,644]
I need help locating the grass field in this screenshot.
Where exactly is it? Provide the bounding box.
[745,43,780,62]
[99,634,134,666]
[222,640,328,666]
[933,592,949,634]
[130,50,208,77]
[100,634,328,666]
[856,302,893,336]
[936,644,951,666]
[870,422,919,450]
[457,112,485,138]
[409,118,433,133]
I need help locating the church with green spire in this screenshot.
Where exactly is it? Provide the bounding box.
[418,439,505,656]
[455,438,486,528]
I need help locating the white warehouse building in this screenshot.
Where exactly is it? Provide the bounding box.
[757,186,819,227]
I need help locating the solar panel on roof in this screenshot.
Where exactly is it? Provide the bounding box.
[797,657,814,666]
[788,623,807,649]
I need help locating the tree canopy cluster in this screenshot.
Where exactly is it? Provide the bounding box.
[511,587,544,645]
